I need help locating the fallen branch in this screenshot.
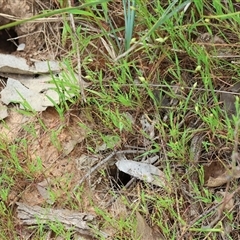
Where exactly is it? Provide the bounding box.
[16,202,108,238]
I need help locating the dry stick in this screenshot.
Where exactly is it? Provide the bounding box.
[68,0,86,102]
[74,150,145,191]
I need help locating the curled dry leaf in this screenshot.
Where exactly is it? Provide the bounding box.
[116,159,167,187]
[0,53,59,75]
[1,77,59,111]
[136,212,165,240]
[206,172,231,187]
[204,161,240,187]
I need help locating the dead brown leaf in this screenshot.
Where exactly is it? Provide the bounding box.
[206,173,231,187]
[136,211,164,240]
[204,161,240,187]
[203,161,225,183]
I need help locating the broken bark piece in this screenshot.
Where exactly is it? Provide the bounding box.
[0,53,60,75]
[16,202,108,238]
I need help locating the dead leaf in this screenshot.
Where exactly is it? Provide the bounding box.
[204,161,240,187]
[0,71,87,112]
[116,159,167,187]
[203,161,225,182]
[206,173,231,187]
[0,53,59,75]
[136,212,164,240]
[1,77,56,111]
